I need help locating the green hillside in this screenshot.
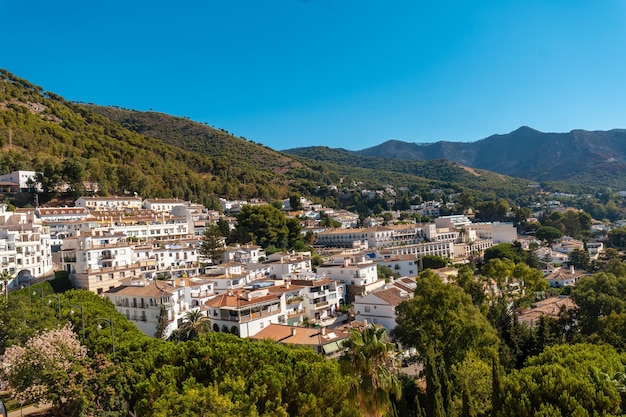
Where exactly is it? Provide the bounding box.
[1,69,544,209]
[286,146,536,201]
[0,70,299,206]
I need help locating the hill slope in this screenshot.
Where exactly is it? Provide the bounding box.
[0,69,543,208]
[0,70,306,206]
[348,126,626,189]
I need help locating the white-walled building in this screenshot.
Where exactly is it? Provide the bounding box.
[0,170,40,192]
[354,285,412,332]
[60,231,156,294]
[205,288,286,337]
[75,196,143,211]
[104,277,215,339]
[142,198,188,213]
[223,244,266,264]
[374,253,420,277]
[0,205,53,286]
[203,263,253,293]
[264,251,312,278]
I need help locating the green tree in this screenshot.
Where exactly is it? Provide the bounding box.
[535,226,562,244]
[568,248,590,270]
[199,224,225,265]
[289,194,303,211]
[178,310,211,341]
[231,204,289,249]
[393,270,499,367]
[570,272,626,336]
[0,269,11,304]
[500,343,624,417]
[339,325,401,417]
[608,226,626,249]
[421,255,448,270]
[154,305,169,339]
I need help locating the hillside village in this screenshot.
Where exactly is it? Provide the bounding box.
[0,168,608,349]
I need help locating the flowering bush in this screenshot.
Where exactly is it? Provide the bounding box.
[1,324,86,405]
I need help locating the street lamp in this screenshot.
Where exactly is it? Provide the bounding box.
[32,287,44,307]
[96,315,115,363]
[70,303,85,343]
[47,294,61,317]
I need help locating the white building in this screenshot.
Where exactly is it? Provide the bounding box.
[0,170,40,192]
[142,198,188,213]
[60,231,156,294]
[0,206,53,286]
[354,285,412,332]
[205,288,286,337]
[223,244,266,264]
[264,251,312,278]
[374,253,420,277]
[75,196,143,211]
[104,277,215,339]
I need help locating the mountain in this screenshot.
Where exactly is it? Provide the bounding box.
[0,69,547,207]
[344,126,626,189]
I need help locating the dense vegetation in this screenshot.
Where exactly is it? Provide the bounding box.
[0,70,299,206]
[4,245,626,416]
[0,69,564,212]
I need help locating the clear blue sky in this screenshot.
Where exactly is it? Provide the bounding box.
[3,1,626,150]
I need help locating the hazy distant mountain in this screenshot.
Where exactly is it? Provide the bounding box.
[290,126,626,189]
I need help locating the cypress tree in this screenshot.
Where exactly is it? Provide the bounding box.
[491,354,504,417]
[425,349,445,417]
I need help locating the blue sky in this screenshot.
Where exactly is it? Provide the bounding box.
[3,1,626,151]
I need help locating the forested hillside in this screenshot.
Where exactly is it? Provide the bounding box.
[285,146,535,201]
[0,69,544,209]
[342,126,626,191]
[0,70,299,207]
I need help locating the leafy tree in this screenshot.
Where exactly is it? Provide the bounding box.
[535,226,562,244]
[154,305,169,339]
[231,204,289,249]
[289,194,303,211]
[0,269,11,304]
[286,217,303,248]
[454,265,485,306]
[571,272,626,336]
[421,255,448,270]
[377,264,399,282]
[484,243,524,264]
[608,226,626,249]
[393,270,499,368]
[339,325,401,417]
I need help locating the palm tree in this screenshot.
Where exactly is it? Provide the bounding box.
[339,324,402,417]
[0,270,12,304]
[178,310,211,341]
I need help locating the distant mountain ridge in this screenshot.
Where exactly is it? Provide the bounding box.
[288,126,626,189]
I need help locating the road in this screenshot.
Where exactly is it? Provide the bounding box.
[7,403,51,417]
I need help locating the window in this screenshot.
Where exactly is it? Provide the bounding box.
[364,306,371,313]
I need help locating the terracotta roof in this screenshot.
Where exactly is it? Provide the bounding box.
[250,324,349,347]
[205,290,280,309]
[370,288,407,306]
[104,280,174,297]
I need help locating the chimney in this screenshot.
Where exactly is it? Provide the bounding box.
[570,265,575,274]
[321,327,326,335]
[363,319,368,326]
[291,327,296,336]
